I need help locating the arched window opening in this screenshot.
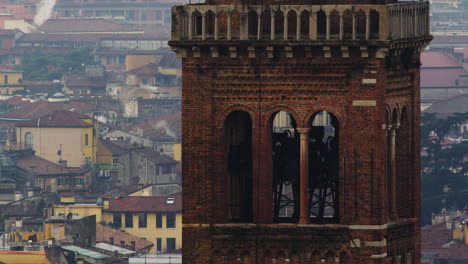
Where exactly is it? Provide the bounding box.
[274,10,284,39]
[191,10,202,38]
[396,107,411,218]
[317,10,326,39]
[260,10,271,39]
[230,10,241,39]
[355,10,366,39]
[272,111,299,223]
[206,10,215,38]
[308,111,339,222]
[248,10,258,40]
[25,132,33,149]
[300,10,310,39]
[225,111,252,222]
[180,11,188,39]
[330,10,340,39]
[369,10,379,39]
[218,11,228,39]
[342,10,353,39]
[287,10,297,39]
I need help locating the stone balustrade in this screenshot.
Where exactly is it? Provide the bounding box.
[171,2,429,42]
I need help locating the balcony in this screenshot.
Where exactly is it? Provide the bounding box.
[171,2,430,43]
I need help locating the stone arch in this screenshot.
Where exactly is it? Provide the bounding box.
[302,104,345,130]
[287,10,297,39]
[191,10,203,38]
[330,10,340,39]
[230,10,241,39]
[355,9,366,38]
[264,105,301,128]
[270,109,300,222]
[274,9,284,39]
[218,10,228,39]
[248,9,258,40]
[206,10,216,38]
[179,10,189,38]
[307,110,340,223]
[216,104,256,129]
[317,10,326,39]
[224,110,253,223]
[342,10,352,39]
[300,10,310,39]
[260,9,272,39]
[369,9,380,39]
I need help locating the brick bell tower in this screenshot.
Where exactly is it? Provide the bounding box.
[170,0,430,262]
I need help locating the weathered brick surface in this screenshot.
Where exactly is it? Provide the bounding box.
[173,30,427,264]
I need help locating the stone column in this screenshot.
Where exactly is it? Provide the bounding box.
[284,11,289,40]
[227,12,232,40]
[339,11,344,40]
[310,12,317,40]
[202,13,206,40]
[365,12,370,40]
[241,12,248,40]
[390,125,398,219]
[214,14,219,40]
[188,11,193,39]
[258,13,261,40]
[296,12,301,40]
[298,128,310,224]
[271,11,275,40]
[325,11,330,40]
[352,13,356,40]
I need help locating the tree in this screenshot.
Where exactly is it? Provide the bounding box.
[14,46,95,81]
[421,112,468,225]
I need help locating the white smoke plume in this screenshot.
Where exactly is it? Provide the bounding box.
[154,120,177,140]
[34,0,57,27]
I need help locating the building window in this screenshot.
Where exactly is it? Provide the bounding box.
[25,132,33,149]
[166,238,176,252]
[8,55,15,65]
[156,212,162,228]
[156,237,162,252]
[125,213,133,228]
[57,178,62,185]
[138,213,147,228]
[112,157,119,164]
[4,75,8,84]
[113,213,122,228]
[166,212,175,228]
[84,134,89,146]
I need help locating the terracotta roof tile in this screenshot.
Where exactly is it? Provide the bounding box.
[421,68,468,88]
[127,63,158,75]
[38,19,135,33]
[16,110,92,128]
[65,74,106,88]
[128,112,181,141]
[106,195,181,213]
[134,147,176,164]
[422,222,454,249]
[100,139,128,156]
[421,52,462,68]
[96,223,153,252]
[17,154,70,175]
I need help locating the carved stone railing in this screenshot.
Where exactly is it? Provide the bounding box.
[171,2,429,42]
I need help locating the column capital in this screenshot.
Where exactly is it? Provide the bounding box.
[296,128,311,134]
